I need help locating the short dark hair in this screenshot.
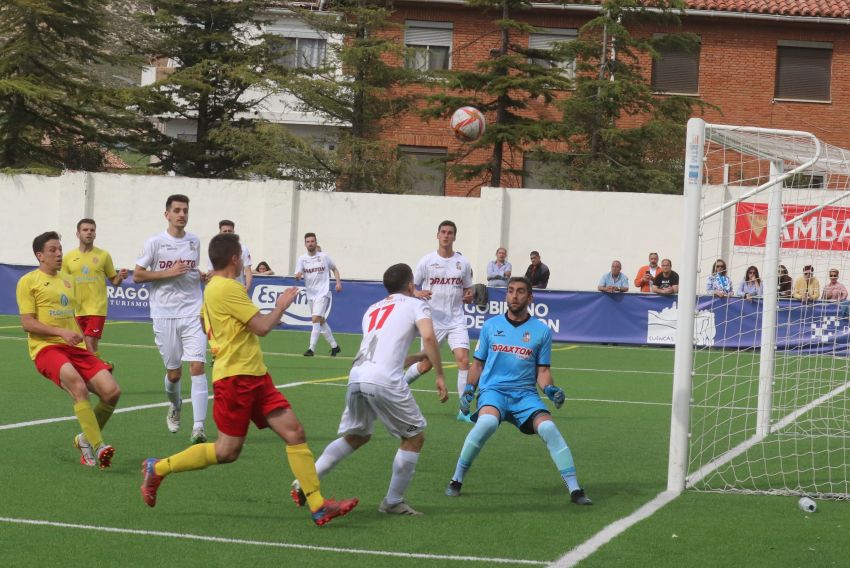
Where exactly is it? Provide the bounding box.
[507,276,532,294]
[438,220,457,235]
[304,232,317,241]
[804,265,814,272]
[33,231,61,254]
[383,263,414,294]
[166,194,190,210]
[530,251,540,257]
[219,219,235,230]
[209,233,241,271]
[76,218,96,231]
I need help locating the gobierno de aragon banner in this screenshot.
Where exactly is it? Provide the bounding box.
[735,202,850,250]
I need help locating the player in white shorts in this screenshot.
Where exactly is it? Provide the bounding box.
[212,220,252,291]
[133,194,209,444]
[290,263,447,515]
[295,232,342,357]
[403,220,474,421]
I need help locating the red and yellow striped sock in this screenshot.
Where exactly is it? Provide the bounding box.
[286,443,324,511]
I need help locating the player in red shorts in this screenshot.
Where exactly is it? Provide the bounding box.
[16,232,121,469]
[61,218,128,360]
[140,233,358,526]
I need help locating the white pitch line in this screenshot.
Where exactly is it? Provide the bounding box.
[548,490,680,568]
[0,517,545,565]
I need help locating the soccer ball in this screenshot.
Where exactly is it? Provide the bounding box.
[450,107,486,142]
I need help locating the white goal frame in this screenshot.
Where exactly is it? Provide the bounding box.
[667,118,850,494]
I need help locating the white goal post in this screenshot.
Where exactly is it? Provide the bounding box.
[668,118,850,499]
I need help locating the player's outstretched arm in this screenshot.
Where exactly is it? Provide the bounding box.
[20,314,83,346]
[246,287,299,336]
[416,318,448,403]
[332,267,342,292]
[133,263,189,283]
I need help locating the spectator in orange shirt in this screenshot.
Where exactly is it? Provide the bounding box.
[634,252,661,293]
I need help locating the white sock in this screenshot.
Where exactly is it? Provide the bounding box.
[164,375,181,407]
[309,323,321,351]
[320,323,338,348]
[190,374,208,428]
[457,369,469,397]
[385,449,419,505]
[403,363,423,384]
[314,437,355,479]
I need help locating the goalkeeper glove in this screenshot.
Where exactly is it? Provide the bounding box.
[544,385,565,409]
[459,384,476,415]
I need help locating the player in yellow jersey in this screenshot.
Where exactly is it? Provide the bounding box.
[17,231,121,469]
[140,233,359,526]
[62,218,128,357]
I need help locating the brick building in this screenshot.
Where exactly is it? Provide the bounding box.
[387,1,850,196]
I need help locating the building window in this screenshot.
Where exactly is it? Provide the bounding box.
[400,146,446,195]
[775,41,832,102]
[651,35,700,95]
[528,28,577,79]
[404,21,452,71]
[523,156,561,190]
[276,37,327,69]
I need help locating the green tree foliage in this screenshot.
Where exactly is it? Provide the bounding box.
[420,0,573,190]
[0,0,156,171]
[535,0,711,193]
[263,0,421,192]
[138,0,293,178]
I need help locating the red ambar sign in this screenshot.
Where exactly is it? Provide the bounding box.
[735,202,850,250]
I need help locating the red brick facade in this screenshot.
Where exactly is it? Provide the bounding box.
[386,2,850,196]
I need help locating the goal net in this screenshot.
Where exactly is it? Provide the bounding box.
[668,119,850,500]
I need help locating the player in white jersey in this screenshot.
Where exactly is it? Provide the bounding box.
[403,220,474,421]
[290,263,447,515]
[295,232,342,357]
[210,220,252,290]
[133,194,209,444]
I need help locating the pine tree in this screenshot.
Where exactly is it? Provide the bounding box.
[0,0,155,171]
[536,0,710,193]
[263,0,421,192]
[419,0,573,191]
[138,0,293,178]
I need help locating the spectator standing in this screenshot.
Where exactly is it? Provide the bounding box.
[634,252,662,293]
[822,268,848,300]
[792,265,820,302]
[706,259,732,297]
[486,248,512,287]
[736,266,763,299]
[778,265,793,298]
[651,259,679,295]
[597,261,629,293]
[525,251,550,289]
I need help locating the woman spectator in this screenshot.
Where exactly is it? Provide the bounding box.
[736,266,762,300]
[778,265,793,298]
[255,261,275,276]
[706,259,732,297]
[486,247,512,287]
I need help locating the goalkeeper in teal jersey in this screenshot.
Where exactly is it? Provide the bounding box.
[445,276,592,505]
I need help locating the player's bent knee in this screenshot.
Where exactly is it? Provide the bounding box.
[401,432,424,452]
[344,433,370,449]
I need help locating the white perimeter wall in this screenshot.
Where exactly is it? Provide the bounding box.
[1,172,685,291]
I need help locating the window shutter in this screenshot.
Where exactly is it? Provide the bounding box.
[775,46,831,101]
[404,21,453,47]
